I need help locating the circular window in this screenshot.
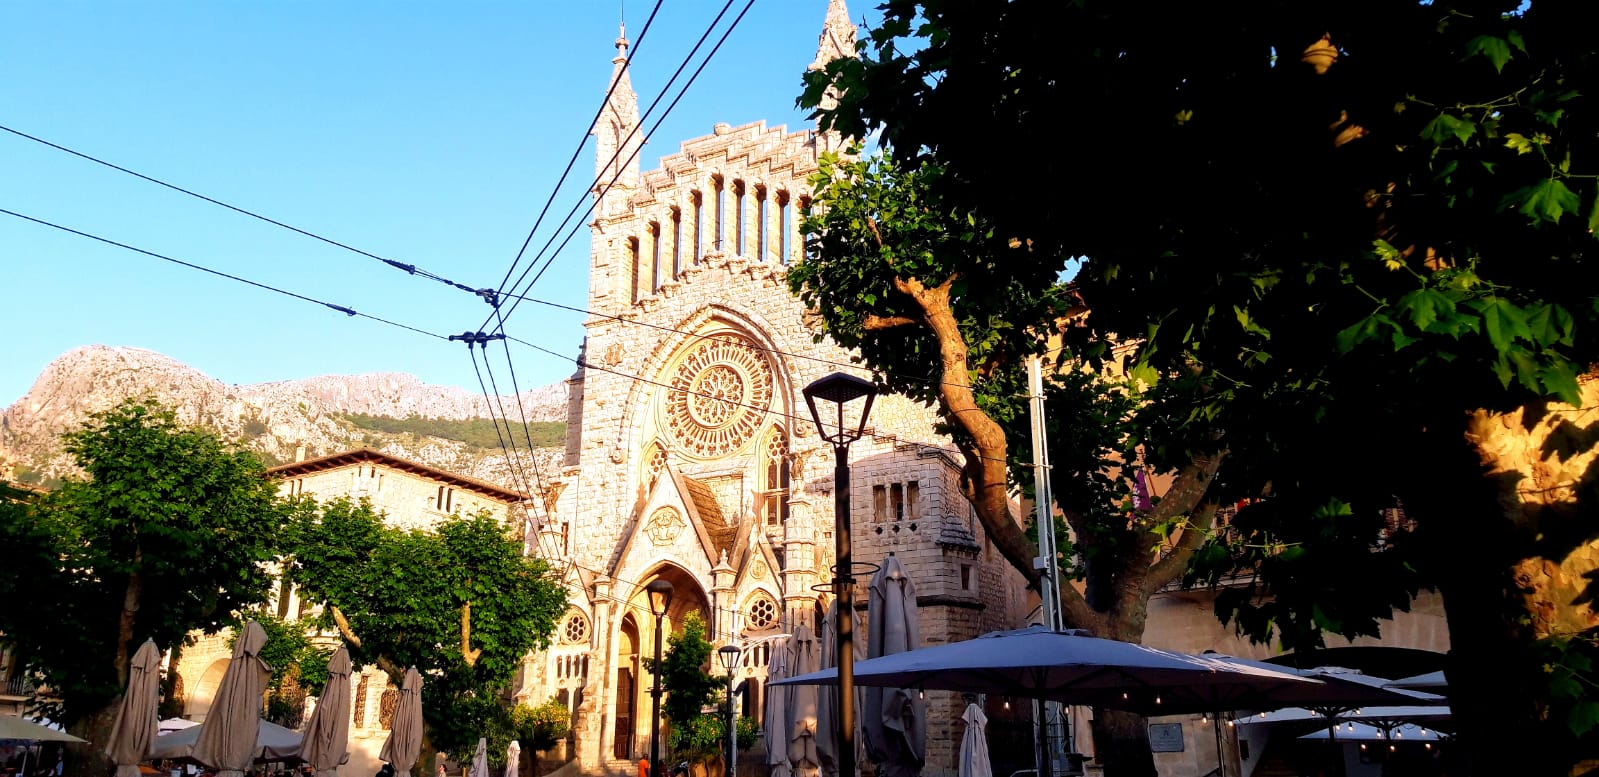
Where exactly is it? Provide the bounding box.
[562,613,589,644]
[747,596,777,630]
[663,334,774,459]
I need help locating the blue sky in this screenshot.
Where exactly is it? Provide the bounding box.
[0,0,871,405]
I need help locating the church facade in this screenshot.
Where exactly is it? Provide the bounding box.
[513,2,1033,774]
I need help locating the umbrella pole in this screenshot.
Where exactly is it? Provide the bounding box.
[1212,712,1225,777]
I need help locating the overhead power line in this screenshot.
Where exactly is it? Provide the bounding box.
[487,0,758,331]
[494,0,667,297]
[0,123,482,296]
[0,206,448,341]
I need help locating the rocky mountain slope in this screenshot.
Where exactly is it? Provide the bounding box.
[0,345,568,490]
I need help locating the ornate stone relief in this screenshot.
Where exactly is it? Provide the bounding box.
[645,507,685,545]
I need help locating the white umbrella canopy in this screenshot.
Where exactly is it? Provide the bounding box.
[158,719,200,735]
[0,716,87,743]
[469,737,488,777]
[774,626,1323,715]
[862,556,924,777]
[765,635,794,777]
[1207,657,1447,711]
[506,739,521,777]
[150,719,303,763]
[191,621,273,777]
[299,646,353,777]
[380,667,425,773]
[956,703,991,777]
[815,601,864,777]
[786,624,821,773]
[106,639,162,777]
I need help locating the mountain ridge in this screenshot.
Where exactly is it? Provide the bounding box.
[0,345,568,490]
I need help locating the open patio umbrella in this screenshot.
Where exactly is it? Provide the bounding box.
[506,739,521,777]
[774,626,1321,715]
[106,639,162,777]
[1207,657,1447,711]
[815,601,864,777]
[469,737,488,777]
[957,703,991,777]
[786,624,821,774]
[158,719,200,735]
[0,716,87,742]
[1387,670,1447,692]
[1301,721,1445,742]
[299,646,352,777]
[765,635,794,777]
[380,667,425,773]
[150,719,303,763]
[191,621,273,777]
[863,556,924,777]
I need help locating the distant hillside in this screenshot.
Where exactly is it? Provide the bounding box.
[0,345,568,491]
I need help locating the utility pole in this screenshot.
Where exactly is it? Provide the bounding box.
[1027,355,1068,777]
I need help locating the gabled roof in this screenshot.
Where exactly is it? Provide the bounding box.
[681,475,738,558]
[266,448,527,503]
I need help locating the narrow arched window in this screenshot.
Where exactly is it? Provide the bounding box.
[734,180,746,256]
[650,222,662,292]
[628,237,642,303]
[671,207,682,278]
[691,192,703,265]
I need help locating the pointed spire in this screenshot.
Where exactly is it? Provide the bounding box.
[810,0,857,71]
[593,22,642,216]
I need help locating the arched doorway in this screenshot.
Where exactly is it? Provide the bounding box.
[184,658,230,721]
[616,564,712,764]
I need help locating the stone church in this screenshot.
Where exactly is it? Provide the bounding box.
[513,1,1033,774]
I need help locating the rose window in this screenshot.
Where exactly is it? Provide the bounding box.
[747,597,777,630]
[664,335,774,458]
[562,613,589,644]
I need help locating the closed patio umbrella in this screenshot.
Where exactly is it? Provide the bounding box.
[106,639,162,777]
[815,601,863,777]
[299,647,353,777]
[786,625,821,773]
[863,556,924,777]
[765,635,793,777]
[191,621,273,777]
[379,667,425,773]
[469,737,488,777]
[957,703,991,777]
[506,739,521,777]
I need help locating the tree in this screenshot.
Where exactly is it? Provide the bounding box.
[0,399,288,776]
[285,497,567,762]
[647,614,723,765]
[800,1,1599,773]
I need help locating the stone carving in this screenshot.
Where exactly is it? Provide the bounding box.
[664,334,773,458]
[645,507,685,545]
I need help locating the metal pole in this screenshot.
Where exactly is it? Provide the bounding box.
[727,670,737,777]
[651,615,665,777]
[1027,355,1062,777]
[834,442,857,777]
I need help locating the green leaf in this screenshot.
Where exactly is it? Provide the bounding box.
[1569,701,1599,737]
[1539,363,1583,406]
[1420,113,1476,145]
[1472,297,1533,352]
[1503,178,1581,224]
[1506,29,1527,54]
[1504,133,1535,155]
[1589,193,1599,235]
[1524,302,1575,347]
[1466,34,1513,73]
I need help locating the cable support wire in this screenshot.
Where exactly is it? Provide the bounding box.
[503,332,1018,467]
[464,342,568,563]
[493,0,666,297]
[0,124,482,297]
[486,0,756,331]
[501,291,1013,396]
[0,206,448,341]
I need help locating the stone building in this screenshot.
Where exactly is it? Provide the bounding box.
[170,447,533,777]
[513,2,1032,775]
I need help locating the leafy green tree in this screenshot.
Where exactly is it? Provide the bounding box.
[646,614,722,764]
[800,1,1599,773]
[285,497,567,759]
[0,399,288,777]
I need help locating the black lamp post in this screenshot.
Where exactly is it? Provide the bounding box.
[717,644,742,777]
[802,372,877,777]
[646,579,675,777]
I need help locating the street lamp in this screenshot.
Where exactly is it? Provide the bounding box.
[646,579,675,777]
[717,645,742,777]
[802,372,877,777]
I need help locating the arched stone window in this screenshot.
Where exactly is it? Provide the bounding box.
[745,593,778,632]
[645,442,667,487]
[762,427,789,526]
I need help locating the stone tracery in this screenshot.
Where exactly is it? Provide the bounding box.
[663,333,774,458]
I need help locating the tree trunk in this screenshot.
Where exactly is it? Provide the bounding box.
[65,567,144,777]
[1090,710,1156,777]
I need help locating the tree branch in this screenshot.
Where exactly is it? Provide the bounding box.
[330,605,405,679]
[1144,501,1220,597]
[863,314,919,330]
[461,601,482,667]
